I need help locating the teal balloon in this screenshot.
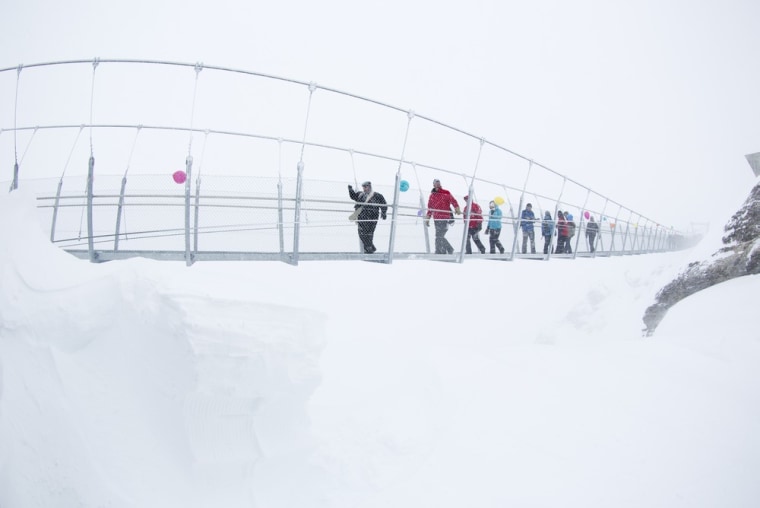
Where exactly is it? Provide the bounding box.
[399,180,410,192]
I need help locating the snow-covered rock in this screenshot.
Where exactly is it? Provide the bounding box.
[643,179,760,334]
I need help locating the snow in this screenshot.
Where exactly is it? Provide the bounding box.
[1,189,759,508]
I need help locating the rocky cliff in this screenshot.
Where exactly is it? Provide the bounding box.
[643,180,760,335]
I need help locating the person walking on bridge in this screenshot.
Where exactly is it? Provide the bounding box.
[485,200,505,254]
[520,203,537,254]
[348,181,387,254]
[555,211,568,253]
[586,215,599,252]
[425,179,461,254]
[463,195,486,254]
[541,210,555,254]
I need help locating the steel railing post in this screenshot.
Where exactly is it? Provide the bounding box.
[50,178,63,242]
[292,161,304,265]
[277,180,285,255]
[86,155,96,262]
[114,176,127,251]
[193,176,201,255]
[184,155,193,266]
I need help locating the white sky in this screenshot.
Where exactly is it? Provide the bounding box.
[2,0,760,228]
[2,184,759,507]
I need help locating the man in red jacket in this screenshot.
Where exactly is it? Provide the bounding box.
[425,179,461,254]
[463,195,486,254]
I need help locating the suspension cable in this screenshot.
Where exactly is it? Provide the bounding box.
[299,82,318,163]
[13,64,22,166]
[187,62,203,157]
[88,58,99,157]
[349,149,358,188]
[195,129,209,179]
[467,137,486,201]
[277,137,283,180]
[60,126,84,179]
[121,125,141,178]
[18,126,38,164]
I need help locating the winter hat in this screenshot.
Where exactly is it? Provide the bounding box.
[361,181,371,187]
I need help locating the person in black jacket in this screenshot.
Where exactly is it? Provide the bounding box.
[586,215,599,252]
[348,181,387,253]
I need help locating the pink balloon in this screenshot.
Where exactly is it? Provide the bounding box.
[172,170,187,184]
[584,211,590,220]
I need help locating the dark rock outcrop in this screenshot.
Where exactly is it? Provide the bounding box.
[643,181,760,335]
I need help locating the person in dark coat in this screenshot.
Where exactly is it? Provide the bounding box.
[565,213,575,254]
[520,203,537,254]
[555,211,568,254]
[586,215,599,252]
[541,210,554,254]
[348,181,387,253]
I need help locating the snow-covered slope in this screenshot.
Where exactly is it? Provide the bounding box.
[1,190,758,508]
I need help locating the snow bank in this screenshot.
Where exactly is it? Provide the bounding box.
[0,191,326,508]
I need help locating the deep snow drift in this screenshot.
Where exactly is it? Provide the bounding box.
[1,189,759,508]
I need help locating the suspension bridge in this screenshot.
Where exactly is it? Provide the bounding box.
[0,59,697,265]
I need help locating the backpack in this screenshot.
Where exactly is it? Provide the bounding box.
[568,221,576,238]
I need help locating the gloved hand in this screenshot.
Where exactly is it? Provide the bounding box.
[454,207,462,215]
[485,228,490,234]
[425,219,430,227]
[381,214,387,220]
[348,184,353,190]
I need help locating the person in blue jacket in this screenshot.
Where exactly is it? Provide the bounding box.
[520,203,537,254]
[541,210,555,254]
[484,200,505,254]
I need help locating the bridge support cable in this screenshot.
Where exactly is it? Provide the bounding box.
[86,58,100,263]
[408,161,431,254]
[548,176,568,259]
[630,214,641,253]
[609,204,623,253]
[9,64,24,191]
[291,82,318,266]
[349,149,358,189]
[571,188,592,258]
[387,110,415,264]
[593,198,609,256]
[644,220,652,252]
[51,126,84,242]
[510,159,534,259]
[277,138,285,255]
[457,137,485,264]
[86,155,97,262]
[193,130,209,256]
[183,63,203,266]
[630,216,641,252]
[9,125,39,194]
[114,126,141,251]
[620,210,634,252]
[348,150,363,254]
[183,154,194,266]
[192,130,209,255]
